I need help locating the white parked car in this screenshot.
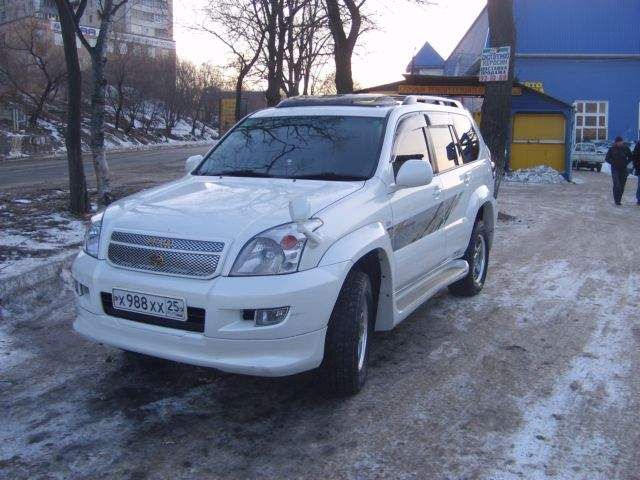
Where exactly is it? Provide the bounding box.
[572,142,605,172]
[72,95,497,395]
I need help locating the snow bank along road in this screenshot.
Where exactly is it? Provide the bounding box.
[0,144,211,189]
[1,172,639,479]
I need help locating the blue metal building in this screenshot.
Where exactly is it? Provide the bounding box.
[416,0,640,143]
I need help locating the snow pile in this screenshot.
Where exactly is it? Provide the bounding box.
[504,166,567,184]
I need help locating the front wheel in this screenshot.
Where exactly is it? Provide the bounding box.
[449,220,489,297]
[321,270,373,395]
[596,164,602,173]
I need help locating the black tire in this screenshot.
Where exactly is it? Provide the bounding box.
[449,220,489,297]
[321,270,373,396]
[596,164,602,173]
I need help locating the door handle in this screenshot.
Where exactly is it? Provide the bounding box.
[462,172,471,185]
[433,186,442,198]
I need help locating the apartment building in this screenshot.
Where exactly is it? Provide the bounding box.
[0,0,175,58]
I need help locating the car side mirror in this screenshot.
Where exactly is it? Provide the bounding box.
[395,159,433,189]
[185,154,203,173]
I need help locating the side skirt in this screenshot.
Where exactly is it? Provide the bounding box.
[392,260,469,327]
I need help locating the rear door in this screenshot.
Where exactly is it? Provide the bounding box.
[424,112,467,260]
[448,113,485,258]
[389,114,445,291]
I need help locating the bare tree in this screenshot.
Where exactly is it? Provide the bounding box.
[105,34,135,132]
[73,0,132,206]
[53,0,89,215]
[201,0,266,121]
[281,0,331,97]
[479,0,516,198]
[323,0,369,94]
[0,19,67,128]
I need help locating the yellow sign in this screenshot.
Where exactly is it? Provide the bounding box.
[219,98,237,133]
[523,81,544,93]
[397,84,522,96]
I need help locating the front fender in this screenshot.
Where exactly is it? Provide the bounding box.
[319,222,393,268]
[319,222,395,331]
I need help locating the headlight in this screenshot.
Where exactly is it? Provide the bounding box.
[83,215,103,258]
[231,220,322,276]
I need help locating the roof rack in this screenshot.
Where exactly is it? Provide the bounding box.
[397,95,463,109]
[276,94,398,108]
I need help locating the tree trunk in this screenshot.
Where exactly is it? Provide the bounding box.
[234,75,244,122]
[54,0,89,216]
[480,0,516,199]
[333,44,354,93]
[90,52,113,206]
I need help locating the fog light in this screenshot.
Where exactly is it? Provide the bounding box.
[254,307,289,327]
[73,279,89,296]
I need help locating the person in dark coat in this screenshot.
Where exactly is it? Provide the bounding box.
[605,136,633,205]
[634,141,640,205]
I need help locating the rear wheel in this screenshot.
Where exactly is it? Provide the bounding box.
[596,164,602,173]
[449,220,489,297]
[321,270,373,396]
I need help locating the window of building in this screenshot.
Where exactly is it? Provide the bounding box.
[575,100,608,142]
[427,125,459,173]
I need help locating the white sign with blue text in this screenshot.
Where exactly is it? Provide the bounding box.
[479,46,511,82]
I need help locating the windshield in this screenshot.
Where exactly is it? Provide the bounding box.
[196,115,386,180]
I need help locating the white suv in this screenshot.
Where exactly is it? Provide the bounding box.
[72,95,497,394]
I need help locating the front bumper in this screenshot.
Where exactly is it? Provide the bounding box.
[71,252,351,376]
[74,307,326,376]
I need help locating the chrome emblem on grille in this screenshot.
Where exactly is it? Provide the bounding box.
[149,237,173,248]
[150,252,166,268]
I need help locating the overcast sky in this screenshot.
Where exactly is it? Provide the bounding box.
[174,0,486,88]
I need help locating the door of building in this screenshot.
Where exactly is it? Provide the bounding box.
[511,113,566,171]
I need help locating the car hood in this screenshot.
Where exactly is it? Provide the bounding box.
[102,176,363,249]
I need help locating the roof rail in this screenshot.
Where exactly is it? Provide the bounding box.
[400,95,463,109]
[277,94,398,108]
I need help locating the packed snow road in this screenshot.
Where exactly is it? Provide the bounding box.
[1,171,639,479]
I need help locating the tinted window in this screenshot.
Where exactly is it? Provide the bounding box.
[427,126,458,173]
[452,114,480,163]
[393,115,430,175]
[196,116,385,180]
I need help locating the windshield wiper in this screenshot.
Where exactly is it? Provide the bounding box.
[199,169,273,178]
[291,172,366,181]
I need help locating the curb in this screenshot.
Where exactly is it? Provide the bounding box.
[0,251,77,304]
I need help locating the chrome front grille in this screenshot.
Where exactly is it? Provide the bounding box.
[110,231,223,253]
[108,232,224,278]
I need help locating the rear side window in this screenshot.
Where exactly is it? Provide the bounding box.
[452,114,480,163]
[427,125,459,173]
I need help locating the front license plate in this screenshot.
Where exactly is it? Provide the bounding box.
[112,289,186,321]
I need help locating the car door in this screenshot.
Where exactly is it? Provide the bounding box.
[424,113,468,260]
[389,113,446,291]
[447,113,485,258]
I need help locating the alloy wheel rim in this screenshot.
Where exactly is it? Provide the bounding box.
[357,301,369,371]
[473,234,487,283]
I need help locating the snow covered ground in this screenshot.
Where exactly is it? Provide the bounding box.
[0,191,86,279]
[2,114,218,161]
[1,171,640,479]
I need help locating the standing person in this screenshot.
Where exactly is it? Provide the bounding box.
[634,141,640,205]
[605,136,633,206]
